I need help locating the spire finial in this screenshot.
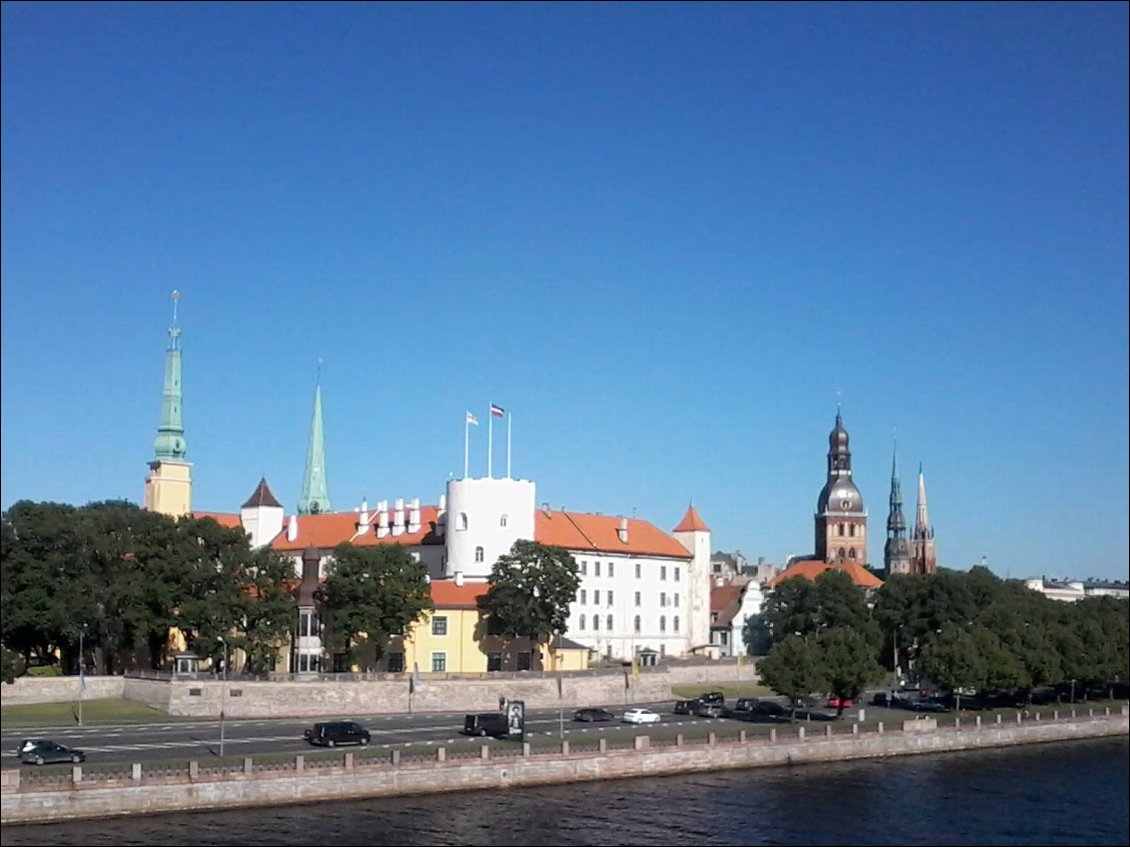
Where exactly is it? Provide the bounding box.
[171,289,180,327]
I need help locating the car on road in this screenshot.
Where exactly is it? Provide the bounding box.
[753,700,788,718]
[691,701,726,718]
[463,712,511,737]
[573,708,615,722]
[730,698,758,714]
[697,691,725,705]
[673,699,699,715]
[622,708,661,725]
[826,696,854,709]
[909,698,950,713]
[18,740,86,766]
[303,720,371,747]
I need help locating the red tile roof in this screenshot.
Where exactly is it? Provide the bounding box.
[193,512,243,529]
[766,559,884,589]
[711,583,744,614]
[673,505,710,533]
[430,579,488,609]
[535,510,692,559]
[269,506,442,552]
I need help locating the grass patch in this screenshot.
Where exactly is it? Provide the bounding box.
[1,698,175,729]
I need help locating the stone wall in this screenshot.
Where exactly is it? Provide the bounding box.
[0,676,125,705]
[3,709,1125,825]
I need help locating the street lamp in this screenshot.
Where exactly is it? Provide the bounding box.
[77,623,87,727]
[217,636,228,758]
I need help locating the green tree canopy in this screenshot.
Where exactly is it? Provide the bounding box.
[755,634,826,720]
[814,626,885,716]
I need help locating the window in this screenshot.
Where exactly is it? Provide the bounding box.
[487,652,502,672]
[387,652,405,673]
[661,566,667,581]
[606,614,613,631]
[500,514,508,527]
[660,592,667,607]
[608,562,615,577]
[581,560,588,575]
[633,615,641,633]
[458,513,468,530]
[592,616,599,631]
[595,561,601,577]
[849,524,856,537]
[517,652,532,671]
[594,590,601,605]
[635,591,641,606]
[607,590,614,606]
[849,548,857,559]
[475,546,484,563]
[580,589,587,605]
[674,567,680,582]
[579,614,586,631]
[673,616,680,633]
[840,523,846,536]
[299,610,316,637]
[431,652,446,673]
[635,563,641,579]
[838,547,846,559]
[432,616,448,636]
[720,630,727,645]
[660,616,666,633]
[674,593,680,608]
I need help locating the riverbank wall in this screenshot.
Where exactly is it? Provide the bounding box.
[3,707,1126,825]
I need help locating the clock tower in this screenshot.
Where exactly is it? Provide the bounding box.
[814,408,867,564]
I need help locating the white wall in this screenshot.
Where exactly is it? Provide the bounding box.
[444,477,536,579]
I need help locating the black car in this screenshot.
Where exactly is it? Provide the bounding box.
[19,740,86,765]
[673,699,699,715]
[909,698,950,713]
[303,720,371,747]
[753,700,788,717]
[573,708,615,722]
[697,691,725,705]
[731,697,758,713]
[691,701,726,718]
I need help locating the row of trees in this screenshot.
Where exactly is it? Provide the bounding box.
[752,566,1129,716]
[2,499,583,679]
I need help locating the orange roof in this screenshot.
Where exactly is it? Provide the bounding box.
[535,510,692,559]
[767,559,884,589]
[193,512,243,529]
[711,582,744,614]
[673,505,710,533]
[429,579,488,609]
[270,506,442,552]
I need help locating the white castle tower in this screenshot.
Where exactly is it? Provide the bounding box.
[444,477,537,580]
[673,505,712,652]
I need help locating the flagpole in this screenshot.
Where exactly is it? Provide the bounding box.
[506,412,512,479]
[487,406,494,479]
[464,415,470,479]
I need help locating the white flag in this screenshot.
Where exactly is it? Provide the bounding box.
[466,411,479,426]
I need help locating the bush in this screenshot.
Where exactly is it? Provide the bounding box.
[1,646,27,684]
[27,664,63,677]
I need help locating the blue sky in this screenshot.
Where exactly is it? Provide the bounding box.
[3,2,1127,582]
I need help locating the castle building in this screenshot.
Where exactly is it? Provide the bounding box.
[814,409,868,564]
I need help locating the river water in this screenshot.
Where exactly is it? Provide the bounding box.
[2,737,1126,845]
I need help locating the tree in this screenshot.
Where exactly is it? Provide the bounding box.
[1,645,26,684]
[761,569,878,650]
[814,626,885,717]
[479,540,581,667]
[237,547,298,677]
[322,543,433,671]
[755,634,826,721]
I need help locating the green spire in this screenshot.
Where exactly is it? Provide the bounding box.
[298,367,331,515]
[153,291,187,461]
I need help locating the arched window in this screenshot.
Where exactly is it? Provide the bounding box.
[475,546,484,563]
[458,512,468,531]
[578,615,585,631]
[839,523,846,536]
[849,524,856,537]
[659,616,666,633]
[500,514,508,527]
[634,615,641,633]
[606,614,613,631]
[673,616,680,633]
[838,547,846,559]
[848,548,856,559]
[592,616,599,632]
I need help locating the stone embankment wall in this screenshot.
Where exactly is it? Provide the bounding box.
[2,708,1125,825]
[5,663,757,718]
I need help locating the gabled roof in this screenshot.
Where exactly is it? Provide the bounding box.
[710,582,745,628]
[766,559,884,589]
[673,505,709,533]
[269,506,442,552]
[430,579,487,609]
[193,512,242,529]
[241,478,282,509]
[535,510,692,559]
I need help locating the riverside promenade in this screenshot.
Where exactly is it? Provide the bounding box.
[3,705,1127,825]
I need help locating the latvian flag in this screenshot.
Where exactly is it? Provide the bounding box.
[490,403,505,417]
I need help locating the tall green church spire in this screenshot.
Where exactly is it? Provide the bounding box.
[153,290,187,461]
[298,366,331,515]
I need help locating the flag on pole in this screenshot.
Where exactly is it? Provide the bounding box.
[466,411,479,426]
[490,403,505,417]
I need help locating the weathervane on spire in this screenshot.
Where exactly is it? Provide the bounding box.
[171,290,180,325]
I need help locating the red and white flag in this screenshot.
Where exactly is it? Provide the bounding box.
[490,403,505,417]
[466,411,479,426]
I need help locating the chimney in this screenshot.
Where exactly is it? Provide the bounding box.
[377,501,390,538]
[356,498,370,534]
[617,517,629,544]
[408,498,421,534]
[393,498,405,536]
[541,502,551,516]
[287,514,298,542]
[438,493,447,513]
[455,570,464,586]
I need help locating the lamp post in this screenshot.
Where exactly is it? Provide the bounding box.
[77,623,87,727]
[217,636,227,758]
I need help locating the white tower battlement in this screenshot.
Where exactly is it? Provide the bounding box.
[444,477,536,579]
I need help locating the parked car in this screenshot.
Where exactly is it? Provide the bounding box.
[622,708,661,725]
[463,712,510,737]
[573,708,615,722]
[826,696,854,709]
[673,699,699,715]
[19,740,85,766]
[692,701,726,718]
[909,698,950,713]
[697,691,725,705]
[753,700,788,717]
[731,698,758,713]
[303,720,371,747]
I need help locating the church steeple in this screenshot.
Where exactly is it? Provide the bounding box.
[909,463,937,574]
[814,407,867,564]
[298,367,332,515]
[884,442,911,576]
[153,291,187,461]
[143,291,192,517]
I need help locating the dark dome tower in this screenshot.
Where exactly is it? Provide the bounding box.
[815,409,868,564]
